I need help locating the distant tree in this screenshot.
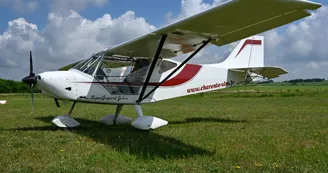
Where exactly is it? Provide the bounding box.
[256,80,274,84]
[287,78,325,83]
[0,78,40,93]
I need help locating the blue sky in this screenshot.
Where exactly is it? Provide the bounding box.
[0,0,327,80]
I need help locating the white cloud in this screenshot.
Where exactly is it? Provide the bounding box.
[277,61,328,81]
[261,6,328,80]
[174,45,226,64]
[306,61,319,69]
[26,1,38,11]
[168,0,230,64]
[171,1,328,80]
[282,6,328,60]
[0,0,327,81]
[0,10,155,80]
[0,18,44,68]
[166,0,229,23]
[51,0,108,13]
[0,0,39,12]
[0,0,109,13]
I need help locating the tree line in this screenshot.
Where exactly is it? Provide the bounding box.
[0,78,40,93]
[284,78,325,83]
[256,78,326,84]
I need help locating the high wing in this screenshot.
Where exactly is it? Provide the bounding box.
[105,0,321,58]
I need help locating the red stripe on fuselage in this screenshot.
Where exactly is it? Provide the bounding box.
[77,64,202,87]
[161,64,202,86]
[236,40,262,57]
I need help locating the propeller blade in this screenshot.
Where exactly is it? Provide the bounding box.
[30,50,34,76]
[22,51,37,113]
[31,84,34,113]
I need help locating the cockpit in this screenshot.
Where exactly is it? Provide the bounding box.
[72,52,151,95]
[72,52,178,95]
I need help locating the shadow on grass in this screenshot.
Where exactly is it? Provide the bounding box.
[10,116,213,159]
[170,117,246,125]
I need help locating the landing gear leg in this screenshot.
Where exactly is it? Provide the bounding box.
[68,101,76,115]
[100,105,132,125]
[113,104,123,124]
[131,104,168,130]
[51,101,81,128]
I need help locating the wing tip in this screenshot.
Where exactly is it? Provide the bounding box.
[298,0,322,10]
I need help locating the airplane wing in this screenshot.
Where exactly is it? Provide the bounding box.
[105,0,321,58]
[230,66,288,79]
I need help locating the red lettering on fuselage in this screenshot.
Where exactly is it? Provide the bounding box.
[187,80,235,94]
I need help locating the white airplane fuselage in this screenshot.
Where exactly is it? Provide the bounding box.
[37,60,244,105]
[37,36,268,105]
[28,36,287,130]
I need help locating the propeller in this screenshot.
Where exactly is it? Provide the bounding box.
[22,50,37,112]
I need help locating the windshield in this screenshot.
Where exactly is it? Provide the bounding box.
[73,53,103,75]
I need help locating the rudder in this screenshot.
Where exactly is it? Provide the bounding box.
[220,35,264,68]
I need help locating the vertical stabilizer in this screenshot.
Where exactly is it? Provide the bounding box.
[220,35,264,68]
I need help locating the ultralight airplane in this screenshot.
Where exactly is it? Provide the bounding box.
[22,0,321,130]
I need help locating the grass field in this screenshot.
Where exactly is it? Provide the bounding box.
[1,85,328,172]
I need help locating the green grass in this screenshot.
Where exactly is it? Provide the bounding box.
[1,86,328,172]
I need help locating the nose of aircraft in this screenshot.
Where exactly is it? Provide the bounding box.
[36,72,57,96]
[35,71,78,100]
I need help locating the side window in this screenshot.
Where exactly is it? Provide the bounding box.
[159,60,177,74]
[94,57,150,95]
[96,59,134,82]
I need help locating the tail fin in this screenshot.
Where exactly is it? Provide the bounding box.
[218,35,287,79]
[221,35,264,68]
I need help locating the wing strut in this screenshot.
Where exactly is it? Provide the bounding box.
[139,39,211,103]
[137,34,168,103]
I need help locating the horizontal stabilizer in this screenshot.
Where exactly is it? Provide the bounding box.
[230,67,288,79]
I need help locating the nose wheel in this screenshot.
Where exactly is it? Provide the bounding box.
[51,102,80,128]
